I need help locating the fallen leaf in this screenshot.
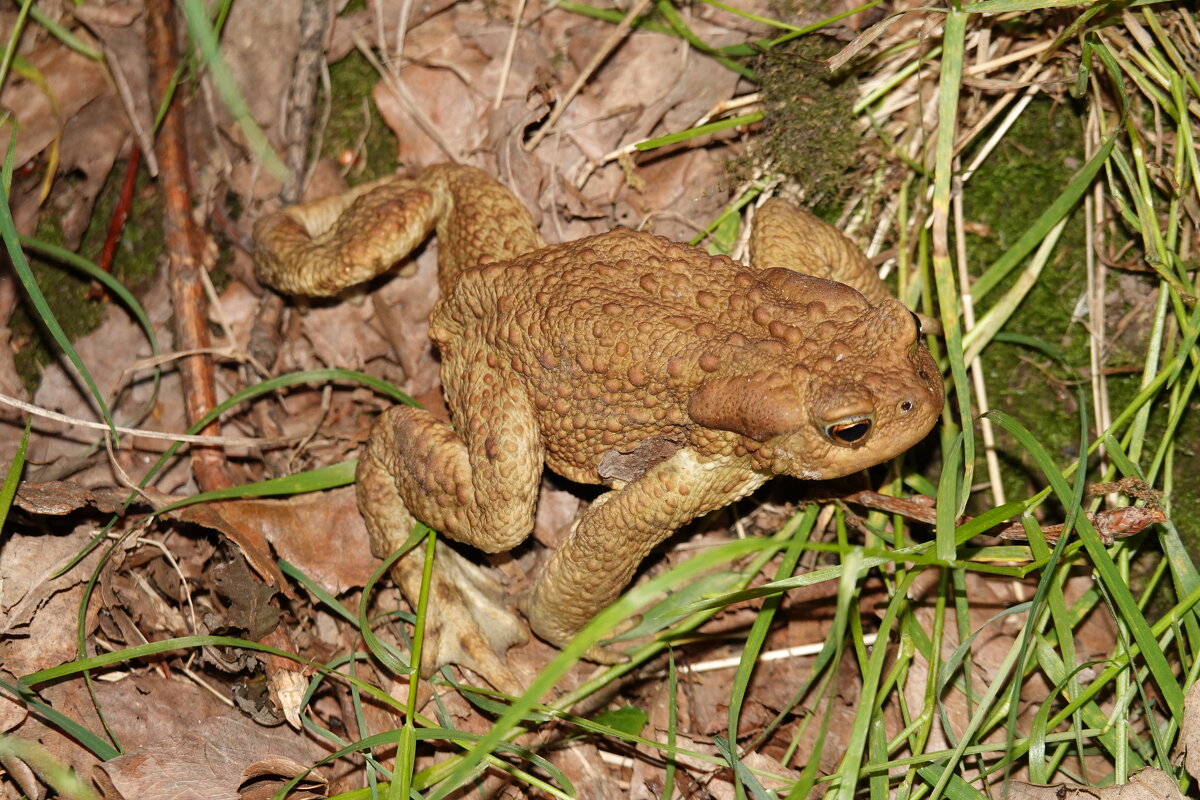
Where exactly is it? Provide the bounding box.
[178,488,377,597]
[1174,679,1200,779]
[1004,767,1185,799]
[94,710,328,800]
[15,480,126,516]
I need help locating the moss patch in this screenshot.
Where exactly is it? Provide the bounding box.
[960,97,1174,518]
[732,35,858,205]
[961,97,1098,503]
[322,50,399,183]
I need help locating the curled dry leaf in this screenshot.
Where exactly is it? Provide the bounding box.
[172,501,289,594]
[998,507,1168,546]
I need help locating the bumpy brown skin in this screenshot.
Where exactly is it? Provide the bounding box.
[254,164,944,661]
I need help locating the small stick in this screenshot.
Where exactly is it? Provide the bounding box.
[145,0,232,493]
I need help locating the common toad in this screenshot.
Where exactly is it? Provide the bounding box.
[254,164,943,666]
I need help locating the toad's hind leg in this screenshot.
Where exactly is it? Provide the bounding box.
[356,358,545,555]
[748,199,891,304]
[355,355,544,690]
[252,164,544,298]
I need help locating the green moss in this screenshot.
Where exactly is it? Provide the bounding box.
[323,50,399,182]
[960,97,1104,503]
[732,36,858,204]
[11,212,106,392]
[78,169,165,293]
[11,163,167,394]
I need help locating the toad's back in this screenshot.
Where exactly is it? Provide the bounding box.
[430,227,887,483]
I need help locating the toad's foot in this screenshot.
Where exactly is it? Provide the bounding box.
[391,542,528,696]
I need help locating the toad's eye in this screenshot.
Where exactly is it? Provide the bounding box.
[825,417,872,445]
[909,310,923,336]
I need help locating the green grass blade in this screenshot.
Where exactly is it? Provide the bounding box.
[936,431,964,562]
[278,558,358,625]
[661,650,678,800]
[0,135,118,441]
[0,0,33,90]
[155,460,356,512]
[0,732,101,800]
[726,506,818,793]
[636,112,763,152]
[986,410,1185,723]
[0,421,29,532]
[654,0,756,80]
[834,563,913,800]
[428,536,775,799]
[930,7,972,515]
[27,3,102,59]
[0,676,119,761]
[176,0,289,182]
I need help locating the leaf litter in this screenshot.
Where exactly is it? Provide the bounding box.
[0,0,1193,798]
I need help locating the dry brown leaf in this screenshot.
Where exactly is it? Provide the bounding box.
[14,480,126,515]
[1003,768,1185,799]
[239,756,327,800]
[94,711,328,800]
[53,94,132,246]
[0,690,29,734]
[551,741,626,799]
[172,501,288,593]
[207,488,378,596]
[1174,679,1200,779]
[369,244,441,396]
[0,520,103,638]
[326,0,459,61]
[531,479,582,549]
[71,5,142,28]
[0,42,110,169]
[217,0,301,145]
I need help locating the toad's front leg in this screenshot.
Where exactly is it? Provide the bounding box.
[524,449,769,662]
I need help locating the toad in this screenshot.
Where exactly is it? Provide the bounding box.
[254,164,943,675]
